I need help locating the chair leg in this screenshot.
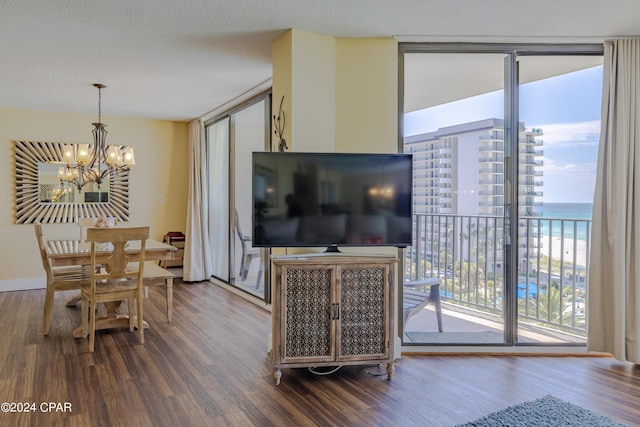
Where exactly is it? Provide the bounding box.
[80,296,89,339]
[430,284,443,333]
[254,249,264,290]
[255,264,264,290]
[239,253,246,280]
[43,284,55,335]
[128,299,135,332]
[137,296,144,344]
[241,255,250,280]
[166,278,173,323]
[89,299,96,352]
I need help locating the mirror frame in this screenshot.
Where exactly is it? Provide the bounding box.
[14,140,130,224]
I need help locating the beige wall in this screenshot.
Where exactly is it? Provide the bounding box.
[290,29,336,153]
[273,31,398,154]
[273,29,337,153]
[0,107,189,291]
[282,33,399,154]
[335,38,398,154]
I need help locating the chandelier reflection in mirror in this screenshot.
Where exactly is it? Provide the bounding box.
[58,83,135,191]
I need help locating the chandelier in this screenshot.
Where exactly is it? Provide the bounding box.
[58,83,135,191]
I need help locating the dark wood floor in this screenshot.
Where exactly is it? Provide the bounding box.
[1,279,640,427]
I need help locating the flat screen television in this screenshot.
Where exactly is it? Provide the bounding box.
[84,191,108,203]
[252,152,413,250]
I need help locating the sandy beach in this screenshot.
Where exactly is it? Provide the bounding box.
[537,235,589,266]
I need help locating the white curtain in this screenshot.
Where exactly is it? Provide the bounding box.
[184,119,213,282]
[588,38,640,363]
[208,119,230,280]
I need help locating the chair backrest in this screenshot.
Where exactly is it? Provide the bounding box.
[34,223,54,283]
[234,209,249,248]
[86,227,149,289]
[234,209,241,236]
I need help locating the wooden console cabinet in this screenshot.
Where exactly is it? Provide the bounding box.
[270,255,397,385]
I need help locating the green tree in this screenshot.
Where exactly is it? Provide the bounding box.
[528,286,573,324]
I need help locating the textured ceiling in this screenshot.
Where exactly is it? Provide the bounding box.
[1,0,639,122]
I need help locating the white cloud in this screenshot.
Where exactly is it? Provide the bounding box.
[529,120,600,148]
[541,158,598,202]
[542,157,597,176]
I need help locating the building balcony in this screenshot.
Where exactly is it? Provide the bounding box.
[479,145,504,153]
[479,178,504,185]
[479,189,504,196]
[479,167,504,174]
[406,213,592,344]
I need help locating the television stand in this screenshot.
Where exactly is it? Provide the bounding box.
[323,245,341,253]
[270,254,397,385]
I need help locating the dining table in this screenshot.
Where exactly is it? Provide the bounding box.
[46,238,178,338]
[47,238,177,267]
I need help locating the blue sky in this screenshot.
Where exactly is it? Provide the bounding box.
[404,66,603,203]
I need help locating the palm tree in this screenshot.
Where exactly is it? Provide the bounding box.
[527,286,573,324]
[462,218,478,263]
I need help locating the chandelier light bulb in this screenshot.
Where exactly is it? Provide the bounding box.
[123,147,135,166]
[106,146,119,164]
[63,145,75,165]
[77,144,90,163]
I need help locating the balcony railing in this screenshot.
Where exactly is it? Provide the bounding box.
[406,213,591,339]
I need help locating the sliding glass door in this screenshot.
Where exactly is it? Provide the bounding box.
[401,44,603,347]
[517,56,602,344]
[403,52,507,345]
[206,92,271,301]
[232,100,269,297]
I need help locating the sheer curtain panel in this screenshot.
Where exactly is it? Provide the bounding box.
[184,119,213,282]
[207,119,230,281]
[588,38,640,363]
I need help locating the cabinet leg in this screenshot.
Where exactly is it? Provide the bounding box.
[386,362,395,380]
[273,368,282,385]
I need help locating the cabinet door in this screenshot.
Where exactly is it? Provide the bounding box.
[336,265,389,361]
[280,266,335,364]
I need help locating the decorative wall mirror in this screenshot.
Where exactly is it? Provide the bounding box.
[14,140,130,224]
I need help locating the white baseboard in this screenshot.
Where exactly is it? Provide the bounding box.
[0,277,45,292]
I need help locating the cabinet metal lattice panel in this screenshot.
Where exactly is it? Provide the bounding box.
[339,267,386,357]
[283,268,332,359]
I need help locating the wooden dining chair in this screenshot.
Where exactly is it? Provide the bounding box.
[80,226,149,352]
[35,223,92,335]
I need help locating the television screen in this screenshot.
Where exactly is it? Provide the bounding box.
[84,192,108,203]
[252,152,413,249]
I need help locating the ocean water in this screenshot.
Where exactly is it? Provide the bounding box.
[537,202,593,220]
[533,202,593,241]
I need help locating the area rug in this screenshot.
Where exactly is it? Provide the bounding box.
[405,330,503,344]
[456,395,628,427]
